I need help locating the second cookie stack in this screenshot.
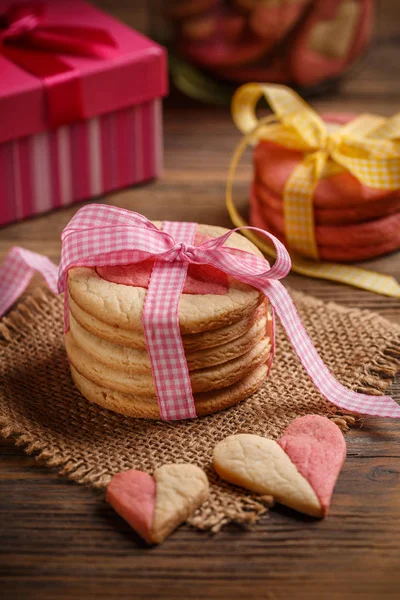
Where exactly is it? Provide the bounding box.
[250,118,400,262]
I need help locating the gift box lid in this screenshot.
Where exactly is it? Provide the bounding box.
[0,0,168,144]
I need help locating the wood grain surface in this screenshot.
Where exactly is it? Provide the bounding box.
[0,2,399,599]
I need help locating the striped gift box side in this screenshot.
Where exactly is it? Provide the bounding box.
[0,98,163,226]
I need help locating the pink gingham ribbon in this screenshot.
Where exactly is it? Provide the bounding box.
[1,204,399,420]
[142,221,198,420]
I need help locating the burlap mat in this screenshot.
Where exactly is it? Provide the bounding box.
[1,287,399,531]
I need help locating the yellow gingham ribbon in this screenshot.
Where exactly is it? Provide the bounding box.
[227,83,400,298]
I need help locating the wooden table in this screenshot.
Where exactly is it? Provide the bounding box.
[1,5,399,599]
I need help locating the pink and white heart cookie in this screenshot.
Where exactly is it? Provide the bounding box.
[106,463,209,544]
[213,415,346,517]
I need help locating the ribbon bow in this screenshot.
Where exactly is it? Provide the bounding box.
[1,2,116,128]
[228,83,400,298]
[1,204,399,420]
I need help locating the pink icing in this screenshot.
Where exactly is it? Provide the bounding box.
[106,469,156,542]
[278,415,346,515]
[97,231,228,295]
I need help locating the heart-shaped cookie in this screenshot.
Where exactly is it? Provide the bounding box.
[106,463,209,544]
[213,415,346,517]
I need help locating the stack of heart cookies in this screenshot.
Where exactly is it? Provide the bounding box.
[65,224,272,419]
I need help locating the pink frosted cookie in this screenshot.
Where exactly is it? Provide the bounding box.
[289,0,373,86]
[97,230,227,296]
[251,126,400,262]
[213,415,346,517]
[250,184,400,249]
[254,138,400,210]
[68,224,265,337]
[254,178,400,226]
[107,464,209,544]
[249,189,400,262]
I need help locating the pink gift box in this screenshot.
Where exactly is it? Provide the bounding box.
[0,0,168,226]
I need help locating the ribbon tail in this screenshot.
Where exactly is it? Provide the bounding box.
[0,247,58,319]
[288,254,400,298]
[249,226,400,298]
[265,279,400,418]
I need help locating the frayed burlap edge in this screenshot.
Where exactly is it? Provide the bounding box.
[0,286,399,532]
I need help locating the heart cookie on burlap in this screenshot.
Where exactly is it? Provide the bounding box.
[106,464,209,544]
[213,415,346,517]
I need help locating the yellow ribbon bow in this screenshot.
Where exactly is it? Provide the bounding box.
[227,83,400,298]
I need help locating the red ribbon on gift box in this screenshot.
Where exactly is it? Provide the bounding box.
[0,2,117,128]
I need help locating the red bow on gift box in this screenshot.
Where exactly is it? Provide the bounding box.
[0,2,117,128]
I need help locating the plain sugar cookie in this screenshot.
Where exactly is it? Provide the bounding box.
[66,331,271,395]
[69,294,268,352]
[69,311,268,373]
[71,363,269,418]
